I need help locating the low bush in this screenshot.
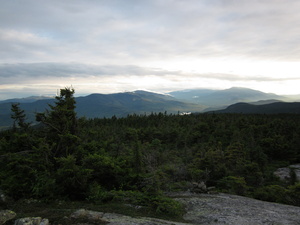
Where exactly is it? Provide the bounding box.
[87,188,184,216]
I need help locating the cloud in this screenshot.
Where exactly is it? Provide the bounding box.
[1,0,300,98]
[0,61,299,99]
[0,63,181,84]
[1,62,297,85]
[1,0,300,64]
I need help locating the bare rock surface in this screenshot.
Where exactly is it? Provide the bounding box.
[102,213,190,225]
[274,164,300,182]
[14,217,49,225]
[0,210,16,225]
[70,209,190,225]
[14,193,300,225]
[173,192,300,225]
[70,193,300,225]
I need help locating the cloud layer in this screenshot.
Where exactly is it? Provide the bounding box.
[0,0,300,98]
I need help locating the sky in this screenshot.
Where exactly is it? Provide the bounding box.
[1,0,300,100]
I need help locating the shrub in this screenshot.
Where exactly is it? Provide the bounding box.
[218,176,247,195]
[87,189,184,216]
[253,185,289,204]
[287,183,300,206]
[149,195,184,216]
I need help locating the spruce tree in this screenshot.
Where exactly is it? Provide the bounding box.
[36,87,78,157]
[11,103,30,131]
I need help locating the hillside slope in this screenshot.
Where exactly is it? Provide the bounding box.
[210,102,300,114]
[0,91,205,127]
[169,87,287,107]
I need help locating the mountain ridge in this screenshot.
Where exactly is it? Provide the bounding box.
[1,87,299,128]
[168,87,288,107]
[209,101,300,114]
[0,90,205,128]
[0,96,54,104]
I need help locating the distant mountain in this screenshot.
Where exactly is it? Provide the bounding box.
[283,94,300,101]
[0,90,205,128]
[198,87,284,107]
[168,89,217,103]
[201,99,283,112]
[0,96,54,104]
[0,98,55,128]
[248,99,283,105]
[76,90,205,118]
[169,87,285,107]
[209,102,300,114]
[1,88,299,128]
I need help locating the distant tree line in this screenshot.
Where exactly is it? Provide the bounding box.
[1,87,300,214]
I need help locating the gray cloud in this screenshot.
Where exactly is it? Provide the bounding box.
[196,73,300,82]
[1,62,296,85]
[1,0,300,98]
[0,63,180,84]
[1,0,300,63]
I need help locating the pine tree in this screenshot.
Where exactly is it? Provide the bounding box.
[36,87,79,157]
[11,103,30,131]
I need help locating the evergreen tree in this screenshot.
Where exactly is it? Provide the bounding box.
[36,87,78,157]
[11,103,30,131]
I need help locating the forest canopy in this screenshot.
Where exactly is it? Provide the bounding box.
[1,87,300,213]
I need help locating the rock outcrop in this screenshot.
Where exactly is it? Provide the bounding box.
[174,192,300,225]
[70,209,189,225]
[191,182,207,193]
[70,209,108,224]
[14,217,49,225]
[0,210,16,225]
[274,164,300,182]
[6,192,300,225]
[70,193,300,225]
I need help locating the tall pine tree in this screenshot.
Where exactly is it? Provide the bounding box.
[36,87,78,157]
[11,103,30,131]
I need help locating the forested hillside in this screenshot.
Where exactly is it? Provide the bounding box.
[0,90,205,128]
[1,88,300,216]
[211,102,300,114]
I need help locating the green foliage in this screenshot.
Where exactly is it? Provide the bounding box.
[287,183,300,206]
[86,182,112,203]
[36,87,78,157]
[239,162,263,187]
[0,152,37,199]
[225,143,247,171]
[253,185,289,204]
[218,176,247,195]
[88,189,184,216]
[1,92,300,211]
[150,194,184,215]
[11,103,30,131]
[192,147,227,184]
[36,88,77,134]
[55,155,92,199]
[32,172,56,199]
[82,153,125,189]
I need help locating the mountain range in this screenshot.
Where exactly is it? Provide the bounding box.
[168,87,289,106]
[0,87,299,128]
[0,90,205,128]
[210,102,300,114]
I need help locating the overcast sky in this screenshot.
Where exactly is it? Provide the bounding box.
[1,0,300,99]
